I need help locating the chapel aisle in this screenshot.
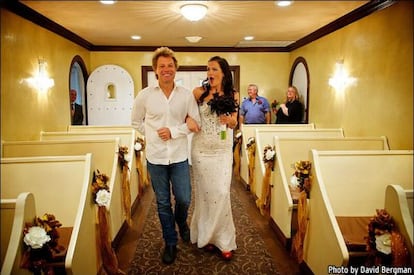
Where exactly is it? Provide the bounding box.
[115,172,301,275]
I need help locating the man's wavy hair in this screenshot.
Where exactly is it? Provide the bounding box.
[152,47,178,79]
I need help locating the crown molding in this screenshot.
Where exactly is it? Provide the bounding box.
[2,0,396,53]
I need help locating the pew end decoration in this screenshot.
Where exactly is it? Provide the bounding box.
[233,130,242,180]
[290,160,312,263]
[246,137,256,192]
[21,214,63,275]
[91,170,125,275]
[134,136,148,195]
[366,209,410,267]
[290,160,312,198]
[118,145,132,226]
[256,145,275,216]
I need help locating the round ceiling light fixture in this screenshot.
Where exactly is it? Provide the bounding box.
[276,1,292,7]
[131,35,141,40]
[185,36,203,43]
[100,0,116,5]
[180,4,208,21]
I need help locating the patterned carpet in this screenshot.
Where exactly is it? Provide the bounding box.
[127,181,280,275]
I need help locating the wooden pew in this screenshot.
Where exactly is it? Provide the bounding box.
[1,154,98,275]
[384,184,413,261]
[66,125,149,188]
[239,123,315,186]
[303,150,413,275]
[404,189,414,221]
[67,125,134,132]
[39,130,142,212]
[2,192,36,275]
[1,138,126,244]
[1,198,17,269]
[68,124,184,166]
[269,136,389,247]
[253,128,344,203]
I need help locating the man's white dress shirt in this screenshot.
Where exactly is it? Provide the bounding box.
[131,84,200,165]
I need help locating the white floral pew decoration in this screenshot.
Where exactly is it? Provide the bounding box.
[290,160,312,263]
[21,214,64,275]
[366,209,410,267]
[118,145,132,226]
[246,137,256,193]
[92,170,125,275]
[256,145,275,216]
[134,136,148,196]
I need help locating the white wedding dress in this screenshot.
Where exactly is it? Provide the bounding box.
[190,102,237,252]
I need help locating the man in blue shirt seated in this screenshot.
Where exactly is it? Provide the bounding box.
[239,84,271,124]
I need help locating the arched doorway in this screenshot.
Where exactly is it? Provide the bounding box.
[289,57,310,123]
[69,55,88,125]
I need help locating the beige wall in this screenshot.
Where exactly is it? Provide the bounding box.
[1,2,412,149]
[89,51,289,100]
[1,9,90,140]
[290,1,413,149]
[88,51,288,125]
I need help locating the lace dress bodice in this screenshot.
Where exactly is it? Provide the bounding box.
[192,102,233,152]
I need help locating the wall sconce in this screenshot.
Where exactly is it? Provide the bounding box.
[328,59,356,90]
[180,4,208,21]
[27,59,55,92]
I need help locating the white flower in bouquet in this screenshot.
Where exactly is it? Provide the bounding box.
[95,189,111,207]
[23,226,51,249]
[290,175,299,187]
[265,149,275,161]
[134,142,142,152]
[375,232,392,255]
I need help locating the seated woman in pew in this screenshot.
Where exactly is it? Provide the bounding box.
[274,86,304,124]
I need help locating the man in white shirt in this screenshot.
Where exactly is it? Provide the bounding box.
[131,47,200,264]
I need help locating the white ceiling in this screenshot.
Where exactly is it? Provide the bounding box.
[20,1,370,48]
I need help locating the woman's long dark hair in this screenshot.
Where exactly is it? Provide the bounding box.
[199,56,235,103]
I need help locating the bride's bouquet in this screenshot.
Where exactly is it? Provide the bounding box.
[208,93,239,140]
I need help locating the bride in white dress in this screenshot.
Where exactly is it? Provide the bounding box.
[187,56,239,260]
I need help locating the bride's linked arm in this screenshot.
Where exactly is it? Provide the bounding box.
[168,90,201,139]
[185,87,204,132]
[186,116,200,132]
[185,91,201,133]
